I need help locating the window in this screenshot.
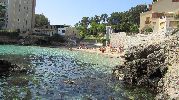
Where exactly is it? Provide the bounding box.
[145,17,151,24]
[62,30,65,33]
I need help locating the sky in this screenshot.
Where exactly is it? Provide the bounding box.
[35,0,152,26]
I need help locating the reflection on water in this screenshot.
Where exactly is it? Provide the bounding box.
[0,45,155,99]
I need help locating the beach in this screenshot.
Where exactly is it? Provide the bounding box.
[72,46,125,58]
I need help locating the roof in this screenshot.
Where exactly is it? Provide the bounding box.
[51,25,70,28]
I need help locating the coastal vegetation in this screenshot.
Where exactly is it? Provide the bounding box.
[35,14,49,28]
[75,5,149,37]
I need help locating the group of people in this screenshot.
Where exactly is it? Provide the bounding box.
[75,43,124,54]
[77,44,88,49]
[99,45,124,53]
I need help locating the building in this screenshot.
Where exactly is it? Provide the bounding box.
[65,27,79,37]
[52,25,70,36]
[33,25,72,36]
[140,0,179,33]
[0,0,36,33]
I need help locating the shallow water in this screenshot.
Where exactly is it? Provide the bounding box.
[0,45,155,100]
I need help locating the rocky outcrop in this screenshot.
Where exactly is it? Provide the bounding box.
[0,60,17,76]
[113,44,168,92]
[156,35,179,99]
[112,33,179,99]
[0,60,25,76]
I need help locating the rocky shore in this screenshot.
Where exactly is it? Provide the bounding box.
[0,59,28,77]
[0,60,18,76]
[0,35,68,46]
[112,33,179,99]
[124,44,167,89]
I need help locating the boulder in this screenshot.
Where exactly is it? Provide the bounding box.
[0,60,19,76]
[114,44,168,91]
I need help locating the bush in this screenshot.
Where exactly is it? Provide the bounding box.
[144,27,153,32]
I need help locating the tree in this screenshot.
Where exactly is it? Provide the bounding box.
[75,17,90,37]
[100,14,108,24]
[35,14,49,28]
[75,4,149,36]
[128,5,149,25]
[108,5,148,33]
[130,24,139,33]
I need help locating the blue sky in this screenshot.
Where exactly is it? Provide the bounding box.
[36,0,152,26]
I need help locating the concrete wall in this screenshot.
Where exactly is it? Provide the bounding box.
[1,0,36,33]
[152,0,179,13]
[140,11,152,31]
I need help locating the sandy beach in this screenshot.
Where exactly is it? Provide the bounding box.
[72,46,125,58]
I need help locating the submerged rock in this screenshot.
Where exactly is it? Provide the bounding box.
[0,60,25,76]
[0,60,15,75]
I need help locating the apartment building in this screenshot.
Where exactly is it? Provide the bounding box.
[0,0,36,33]
[140,0,179,33]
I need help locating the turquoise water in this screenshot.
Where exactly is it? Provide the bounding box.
[0,45,154,100]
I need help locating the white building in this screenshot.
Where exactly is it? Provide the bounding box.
[51,25,70,36]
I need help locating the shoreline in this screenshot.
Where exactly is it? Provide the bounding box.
[72,47,125,58]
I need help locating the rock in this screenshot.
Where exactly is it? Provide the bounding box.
[64,80,75,85]
[113,44,168,91]
[0,60,22,76]
[0,60,15,75]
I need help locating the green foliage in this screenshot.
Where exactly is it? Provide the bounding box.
[153,0,158,2]
[144,27,153,32]
[108,5,148,33]
[130,24,139,33]
[35,14,49,28]
[75,4,148,37]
